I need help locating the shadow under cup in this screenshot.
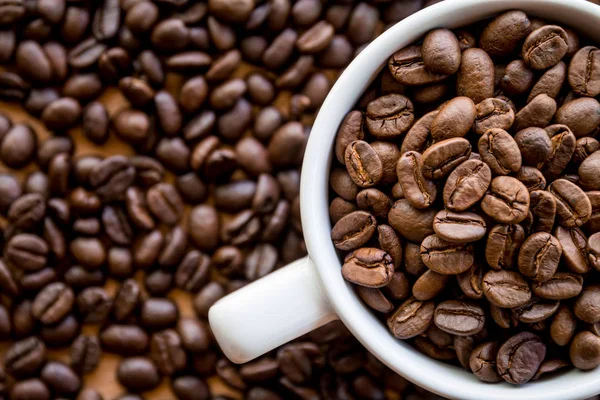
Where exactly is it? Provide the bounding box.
[301,0,600,399]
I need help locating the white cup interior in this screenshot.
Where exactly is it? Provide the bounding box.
[300,0,600,399]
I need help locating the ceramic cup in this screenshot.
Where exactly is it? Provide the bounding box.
[209,0,600,398]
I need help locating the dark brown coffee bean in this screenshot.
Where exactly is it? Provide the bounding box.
[420,234,474,275]
[431,96,476,141]
[146,183,183,226]
[457,263,484,300]
[523,25,568,69]
[574,285,600,323]
[10,378,50,400]
[513,94,557,132]
[331,211,376,251]
[188,205,219,251]
[117,357,160,392]
[342,248,393,288]
[497,332,546,384]
[82,102,109,145]
[540,125,576,180]
[529,61,567,102]
[483,270,531,308]
[421,138,471,180]
[517,232,562,282]
[457,49,494,103]
[6,234,48,271]
[443,159,491,212]
[396,151,436,209]
[172,376,210,400]
[356,286,394,313]
[150,329,186,376]
[516,167,546,193]
[478,128,521,175]
[0,124,36,168]
[412,269,448,301]
[77,287,112,324]
[177,318,211,353]
[8,193,45,231]
[500,60,535,96]
[193,282,225,318]
[532,272,583,300]
[175,250,209,292]
[70,335,101,374]
[570,331,600,370]
[365,94,414,139]
[343,140,382,188]
[515,127,552,166]
[356,188,392,219]
[480,10,531,56]
[434,300,485,336]
[68,38,106,69]
[569,46,600,97]
[468,341,502,383]
[141,298,178,330]
[387,297,434,339]
[5,337,46,377]
[422,28,461,75]
[89,156,135,201]
[32,282,73,325]
[548,179,591,228]
[433,210,486,243]
[555,226,590,273]
[70,237,106,270]
[481,177,530,224]
[112,109,152,147]
[555,97,600,137]
[388,199,437,242]
[388,46,447,86]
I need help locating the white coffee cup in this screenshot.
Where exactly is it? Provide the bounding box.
[209,1,600,398]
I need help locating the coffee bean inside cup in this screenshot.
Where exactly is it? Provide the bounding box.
[331,9,600,385]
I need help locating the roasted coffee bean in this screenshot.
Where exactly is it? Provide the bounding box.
[150,329,186,376]
[356,286,394,313]
[6,234,48,271]
[523,25,568,69]
[422,28,461,75]
[141,298,178,330]
[0,124,36,168]
[70,237,106,270]
[430,97,475,141]
[556,98,600,138]
[569,46,600,97]
[478,129,521,175]
[548,179,592,227]
[497,332,546,384]
[514,128,552,167]
[527,190,556,233]
[514,94,557,132]
[483,270,531,308]
[419,233,474,275]
[90,156,135,201]
[457,49,494,103]
[412,269,449,301]
[442,159,491,211]
[532,272,583,300]
[77,286,112,324]
[500,60,535,96]
[365,94,414,139]
[433,210,486,243]
[540,125,576,180]
[421,138,471,180]
[481,11,532,56]
[100,325,148,355]
[388,46,447,86]
[117,357,160,393]
[388,199,437,242]
[342,248,393,288]
[5,337,46,377]
[387,297,435,339]
[396,151,437,209]
[175,250,210,292]
[555,226,590,273]
[574,285,600,323]
[529,61,567,102]
[32,282,74,325]
[481,177,530,224]
[518,232,562,282]
[357,189,392,219]
[570,331,600,370]
[71,334,101,374]
[10,379,50,400]
[434,300,485,336]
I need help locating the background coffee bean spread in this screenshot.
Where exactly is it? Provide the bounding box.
[331,7,600,387]
[0,0,599,399]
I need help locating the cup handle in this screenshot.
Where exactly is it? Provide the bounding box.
[208,256,338,363]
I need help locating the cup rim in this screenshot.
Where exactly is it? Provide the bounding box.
[300,0,600,398]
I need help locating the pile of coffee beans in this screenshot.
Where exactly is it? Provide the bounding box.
[0,0,465,398]
[331,10,600,385]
